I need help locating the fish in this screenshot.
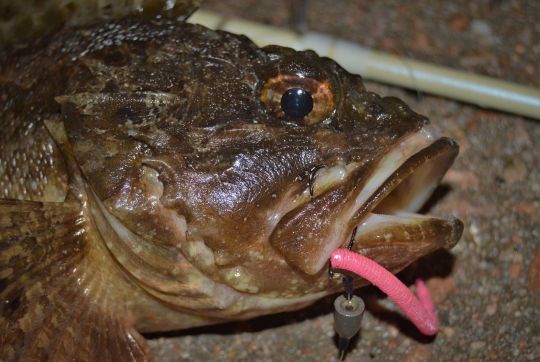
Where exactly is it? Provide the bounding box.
[0,7,463,361]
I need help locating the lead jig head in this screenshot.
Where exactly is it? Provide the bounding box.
[333,294,365,360]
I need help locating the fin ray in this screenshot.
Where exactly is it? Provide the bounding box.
[0,199,152,361]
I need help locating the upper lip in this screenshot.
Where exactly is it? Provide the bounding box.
[270,128,463,275]
[351,136,459,226]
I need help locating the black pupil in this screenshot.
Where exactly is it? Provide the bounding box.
[280,88,313,118]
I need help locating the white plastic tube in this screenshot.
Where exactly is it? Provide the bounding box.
[189,10,540,120]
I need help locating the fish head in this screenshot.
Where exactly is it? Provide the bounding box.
[55,21,462,320]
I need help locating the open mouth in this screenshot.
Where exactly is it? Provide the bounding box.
[270,126,464,275]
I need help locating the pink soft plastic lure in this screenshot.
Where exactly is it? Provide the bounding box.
[330,249,439,336]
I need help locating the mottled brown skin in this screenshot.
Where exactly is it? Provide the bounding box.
[0,0,202,46]
[0,17,462,361]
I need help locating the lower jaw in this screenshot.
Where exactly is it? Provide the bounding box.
[348,212,463,274]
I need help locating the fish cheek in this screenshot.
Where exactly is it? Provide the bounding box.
[270,187,350,275]
[102,163,190,248]
[152,164,332,295]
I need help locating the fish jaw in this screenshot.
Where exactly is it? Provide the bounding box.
[350,212,463,274]
[270,126,463,275]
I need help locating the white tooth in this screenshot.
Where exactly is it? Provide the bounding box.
[420,124,439,141]
[358,212,430,230]
[312,163,348,195]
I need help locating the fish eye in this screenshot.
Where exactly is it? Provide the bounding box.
[280,88,313,118]
[260,74,334,125]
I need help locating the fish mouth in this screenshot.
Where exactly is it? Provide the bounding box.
[270,126,463,275]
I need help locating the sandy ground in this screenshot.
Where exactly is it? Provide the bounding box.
[148,1,540,361]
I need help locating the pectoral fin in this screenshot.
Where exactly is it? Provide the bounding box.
[0,199,151,361]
